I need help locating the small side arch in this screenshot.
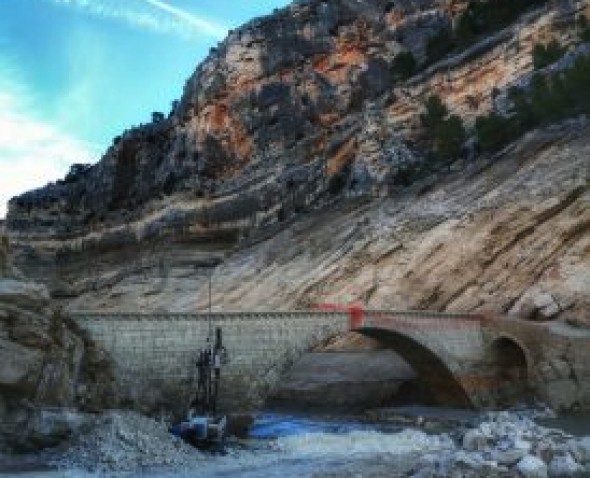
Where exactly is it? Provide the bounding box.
[487,335,531,406]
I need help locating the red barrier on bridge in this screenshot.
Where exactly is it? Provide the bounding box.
[313,303,365,330]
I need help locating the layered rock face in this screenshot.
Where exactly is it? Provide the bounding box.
[0,237,114,451]
[54,119,589,327]
[4,0,590,327]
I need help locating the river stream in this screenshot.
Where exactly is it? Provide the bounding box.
[4,408,590,478]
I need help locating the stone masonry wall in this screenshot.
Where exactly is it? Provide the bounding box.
[71,312,349,414]
[71,310,590,414]
[71,310,490,413]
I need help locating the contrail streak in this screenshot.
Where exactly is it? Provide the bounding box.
[47,0,227,39]
[144,0,227,38]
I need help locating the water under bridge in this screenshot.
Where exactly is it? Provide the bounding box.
[71,309,590,413]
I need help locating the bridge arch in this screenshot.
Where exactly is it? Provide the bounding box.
[357,327,474,408]
[486,335,531,406]
[72,311,493,413]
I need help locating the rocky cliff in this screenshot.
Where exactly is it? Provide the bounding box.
[0,237,114,451]
[54,119,588,326]
[4,0,590,325]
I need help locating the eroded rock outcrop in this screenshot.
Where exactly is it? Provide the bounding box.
[0,236,115,452]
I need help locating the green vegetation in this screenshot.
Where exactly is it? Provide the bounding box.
[391,51,417,80]
[420,95,466,165]
[455,0,545,44]
[435,115,466,163]
[579,15,590,42]
[390,162,426,187]
[420,95,448,131]
[151,111,165,123]
[476,52,590,153]
[426,0,547,64]
[533,40,566,70]
[475,113,519,153]
[426,28,455,64]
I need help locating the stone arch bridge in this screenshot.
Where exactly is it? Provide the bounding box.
[71,310,590,413]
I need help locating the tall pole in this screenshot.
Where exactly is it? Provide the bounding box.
[208,266,214,413]
[208,267,212,339]
[208,268,212,313]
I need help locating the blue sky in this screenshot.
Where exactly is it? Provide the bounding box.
[0,0,292,217]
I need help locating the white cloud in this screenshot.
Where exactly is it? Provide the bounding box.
[0,92,100,218]
[47,0,228,39]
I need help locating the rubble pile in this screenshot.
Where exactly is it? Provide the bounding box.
[412,412,590,477]
[52,411,203,473]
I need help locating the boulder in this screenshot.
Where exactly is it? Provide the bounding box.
[542,379,580,412]
[532,292,561,320]
[20,408,95,451]
[462,429,488,451]
[491,448,528,466]
[517,455,548,478]
[0,280,50,312]
[548,453,583,477]
[567,436,590,464]
[0,338,44,392]
[512,289,563,321]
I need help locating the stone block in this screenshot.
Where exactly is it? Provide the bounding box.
[548,453,583,477]
[0,279,50,312]
[491,448,529,465]
[517,455,548,478]
[0,338,44,390]
[462,429,488,451]
[541,379,579,411]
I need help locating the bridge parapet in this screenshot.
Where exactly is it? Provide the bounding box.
[364,310,485,321]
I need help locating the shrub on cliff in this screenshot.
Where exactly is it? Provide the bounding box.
[434,115,466,164]
[391,51,417,80]
[427,0,547,65]
[328,163,352,195]
[476,53,590,152]
[426,28,455,64]
[475,114,518,153]
[420,95,449,133]
[0,235,9,276]
[64,164,92,184]
[391,163,426,187]
[580,15,590,42]
[151,111,165,123]
[519,55,590,123]
[455,0,546,46]
[533,40,566,70]
[420,95,466,165]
